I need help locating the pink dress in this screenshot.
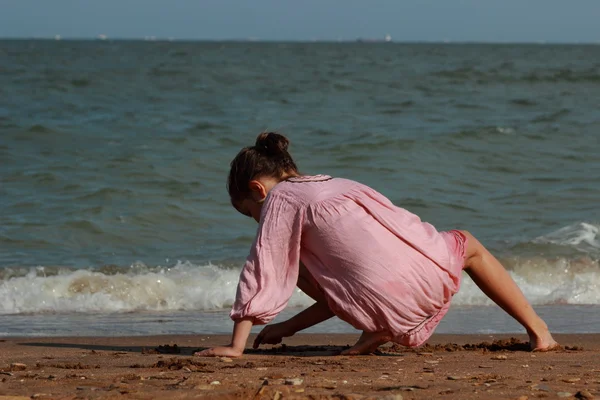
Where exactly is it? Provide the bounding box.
[230,175,467,347]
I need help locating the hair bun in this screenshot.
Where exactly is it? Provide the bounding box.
[255,132,290,157]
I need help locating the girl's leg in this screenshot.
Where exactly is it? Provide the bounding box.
[298,262,327,303]
[460,230,558,351]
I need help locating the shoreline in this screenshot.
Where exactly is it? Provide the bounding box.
[1,333,598,399]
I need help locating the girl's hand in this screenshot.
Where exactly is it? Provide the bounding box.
[253,322,295,348]
[194,345,243,358]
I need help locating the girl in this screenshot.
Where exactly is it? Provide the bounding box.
[196,132,558,358]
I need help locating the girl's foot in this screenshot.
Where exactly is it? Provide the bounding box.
[529,330,560,352]
[341,331,392,355]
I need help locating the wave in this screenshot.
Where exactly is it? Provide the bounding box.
[532,222,600,255]
[1,251,599,315]
[0,261,314,315]
[432,66,600,84]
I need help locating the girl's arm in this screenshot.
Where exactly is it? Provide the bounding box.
[195,317,254,357]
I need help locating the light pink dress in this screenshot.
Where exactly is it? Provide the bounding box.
[230,175,467,347]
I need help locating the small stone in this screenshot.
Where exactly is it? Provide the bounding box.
[219,357,232,363]
[31,395,51,399]
[522,365,530,368]
[210,381,221,385]
[194,384,214,390]
[447,376,462,380]
[575,391,594,400]
[516,396,529,400]
[534,383,552,392]
[424,360,439,364]
[562,377,580,383]
[284,378,303,386]
[381,395,403,400]
[10,363,27,371]
[479,365,492,369]
[417,352,433,356]
[0,371,14,376]
[491,355,507,360]
[557,393,573,398]
[255,367,268,371]
[182,367,192,373]
[273,392,282,400]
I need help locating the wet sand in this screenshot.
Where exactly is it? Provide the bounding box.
[0,333,598,399]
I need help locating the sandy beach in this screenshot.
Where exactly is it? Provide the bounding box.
[0,333,598,399]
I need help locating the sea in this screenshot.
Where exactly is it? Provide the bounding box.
[1,40,599,338]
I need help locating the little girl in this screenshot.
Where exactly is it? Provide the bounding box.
[196,132,558,358]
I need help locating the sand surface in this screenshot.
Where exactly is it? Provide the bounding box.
[0,333,598,399]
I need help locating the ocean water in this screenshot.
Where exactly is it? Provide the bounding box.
[0,40,599,337]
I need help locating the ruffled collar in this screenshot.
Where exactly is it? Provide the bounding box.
[285,174,332,183]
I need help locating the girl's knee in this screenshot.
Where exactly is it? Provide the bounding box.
[458,230,482,270]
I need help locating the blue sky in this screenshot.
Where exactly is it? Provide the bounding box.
[1,0,599,42]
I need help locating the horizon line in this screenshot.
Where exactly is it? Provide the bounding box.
[1,36,599,45]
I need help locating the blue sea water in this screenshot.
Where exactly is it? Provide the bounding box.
[0,40,599,336]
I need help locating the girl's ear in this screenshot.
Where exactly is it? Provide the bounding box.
[248,180,267,202]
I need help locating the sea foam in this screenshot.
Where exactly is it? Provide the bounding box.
[1,253,599,315]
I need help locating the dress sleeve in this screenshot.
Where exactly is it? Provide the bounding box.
[230,193,304,325]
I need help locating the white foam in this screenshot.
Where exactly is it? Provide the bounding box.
[1,256,599,315]
[533,222,600,254]
[454,256,600,306]
[0,261,314,315]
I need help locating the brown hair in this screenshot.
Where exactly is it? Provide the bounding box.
[227,132,299,204]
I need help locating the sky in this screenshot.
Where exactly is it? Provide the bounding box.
[0,0,599,43]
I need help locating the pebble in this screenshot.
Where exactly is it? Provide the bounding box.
[219,357,232,363]
[447,376,463,380]
[534,383,552,392]
[210,381,221,385]
[562,377,581,383]
[193,384,215,390]
[380,395,403,400]
[575,390,595,400]
[31,395,51,399]
[10,363,27,371]
[557,393,573,398]
[491,355,507,360]
[284,378,304,386]
[424,360,439,364]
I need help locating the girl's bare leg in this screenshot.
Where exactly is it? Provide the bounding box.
[298,262,327,303]
[460,230,558,351]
